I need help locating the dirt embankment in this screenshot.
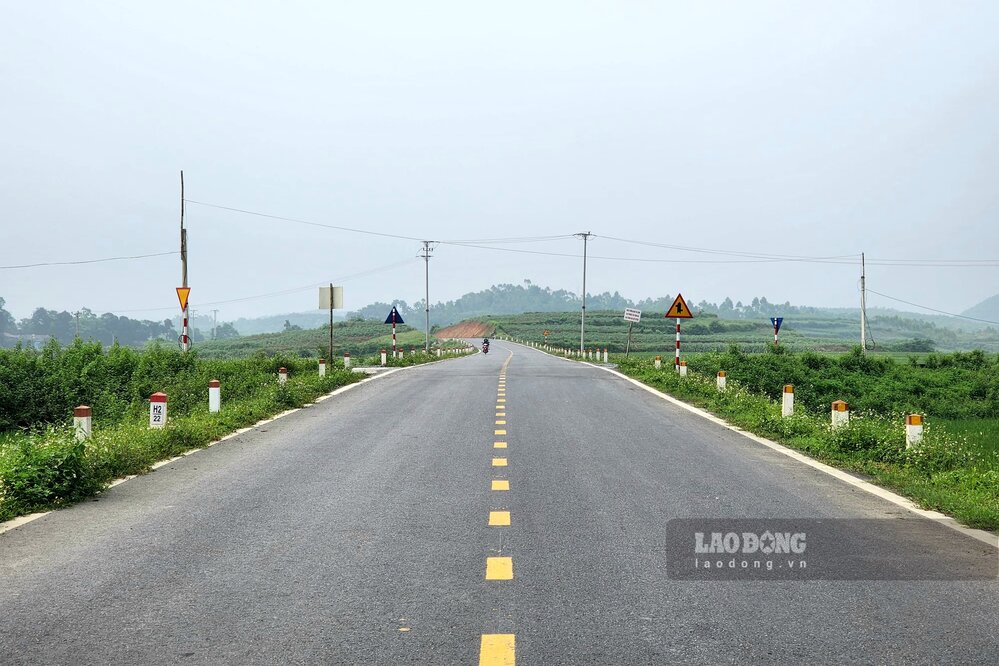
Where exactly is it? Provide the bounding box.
[435,321,494,339]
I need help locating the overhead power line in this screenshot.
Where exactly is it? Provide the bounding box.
[0,251,176,270]
[866,288,999,326]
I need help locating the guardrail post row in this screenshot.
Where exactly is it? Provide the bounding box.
[655,355,662,370]
[380,349,387,366]
[679,361,688,377]
[781,385,794,417]
[278,367,288,384]
[209,380,221,413]
[73,405,92,442]
[717,371,727,391]
[318,359,327,377]
[831,400,849,429]
[149,392,168,429]
[905,414,924,448]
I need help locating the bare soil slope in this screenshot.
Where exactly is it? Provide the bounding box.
[435,321,493,339]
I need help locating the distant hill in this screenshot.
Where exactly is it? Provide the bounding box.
[963,294,999,323]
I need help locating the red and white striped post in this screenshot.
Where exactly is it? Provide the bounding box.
[149,392,168,428]
[318,358,327,377]
[343,352,351,369]
[380,349,387,366]
[181,309,190,352]
[278,367,288,384]
[73,405,92,441]
[774,324,779,346]
[675,318,681,369]
[781,385,794,417]
[209,379,221,413]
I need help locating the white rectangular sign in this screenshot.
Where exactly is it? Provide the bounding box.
[319,286,344,310]
[623,308,642,323]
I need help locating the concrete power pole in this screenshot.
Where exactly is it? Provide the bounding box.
[211,309,219,340]
[180,171,190,352]
[420,241,435,353]
[860,252,867,353]
[575,232,593,353]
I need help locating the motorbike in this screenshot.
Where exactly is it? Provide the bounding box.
[482,341,490,354]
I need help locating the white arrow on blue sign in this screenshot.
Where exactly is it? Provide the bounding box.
[384,307,405,325]
[770,317,784,332]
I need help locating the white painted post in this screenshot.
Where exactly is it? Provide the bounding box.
[603,348,609,363]
[654,355,662,370]
[380,349,387,366]
[717,371,727,391]
[343,352,351,368]
[208,380,221,413]
[679,361,688,377]
[149,393,167,428]
[399,349,405,359]
[73,405,92,441]
[831,400,849,429]
[905,414,924,448]
[318,359,327,377]
[781,384,794,417]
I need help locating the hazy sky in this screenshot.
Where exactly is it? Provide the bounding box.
[2,1,997,322]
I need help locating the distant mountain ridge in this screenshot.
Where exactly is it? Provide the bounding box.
[962,294,999,322]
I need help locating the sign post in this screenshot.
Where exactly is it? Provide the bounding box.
[666,294,693,369]
[320,285,344,362]
[623,308,642,357]
[384,306,405,357]
[770,317,784,346]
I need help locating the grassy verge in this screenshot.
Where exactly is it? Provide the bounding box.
[0,347,468,523]
[611,356,999,532]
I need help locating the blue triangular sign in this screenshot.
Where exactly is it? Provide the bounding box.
[771,317,783,332]
[384,307,405,325]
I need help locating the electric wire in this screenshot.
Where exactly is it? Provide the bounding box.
[866,288,999,326]
[0,251,176,270]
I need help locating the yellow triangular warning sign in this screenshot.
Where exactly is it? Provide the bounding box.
[176,287,191,311]
[666,293,694,319]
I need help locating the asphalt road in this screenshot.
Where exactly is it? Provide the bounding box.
[1,340,996,665]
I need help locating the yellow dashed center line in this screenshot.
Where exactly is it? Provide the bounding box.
[488,511,511,526]
[485,556,513,580]
[494,429,507,436]
[494,441,507,449]
[491,480,510,491]
[495,420,506,425]
[479,634,515,666]
[492,457,508,467]
[497,398,506,403]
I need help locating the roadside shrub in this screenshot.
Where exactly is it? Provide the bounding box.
[0,428,101,519]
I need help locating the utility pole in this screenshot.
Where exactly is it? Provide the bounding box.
[211,309,219,340]
[75,311,80,339]
[860,252,867,353]
[180,171,190,352]
[329,282,334,362]
[420,241,435,353]
[575,232,593,353]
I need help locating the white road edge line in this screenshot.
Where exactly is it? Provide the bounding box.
[590,362,998,548]
[503,341,997,547]
[0,360,455,536]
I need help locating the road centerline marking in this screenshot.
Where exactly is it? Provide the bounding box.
[485,557,513,580]
[488,511,511,526]
[479,634,515,665]
[492,457,507,467]
[491,480,510,491]
[494,441,507,448]
[494,429,507,435]
[495,420,506,425]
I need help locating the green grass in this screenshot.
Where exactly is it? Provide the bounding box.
[939,418,999,461]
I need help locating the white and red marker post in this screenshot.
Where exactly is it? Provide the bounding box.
[73,405,92,442]
[149,392,168,428]
[675,318,681,370]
